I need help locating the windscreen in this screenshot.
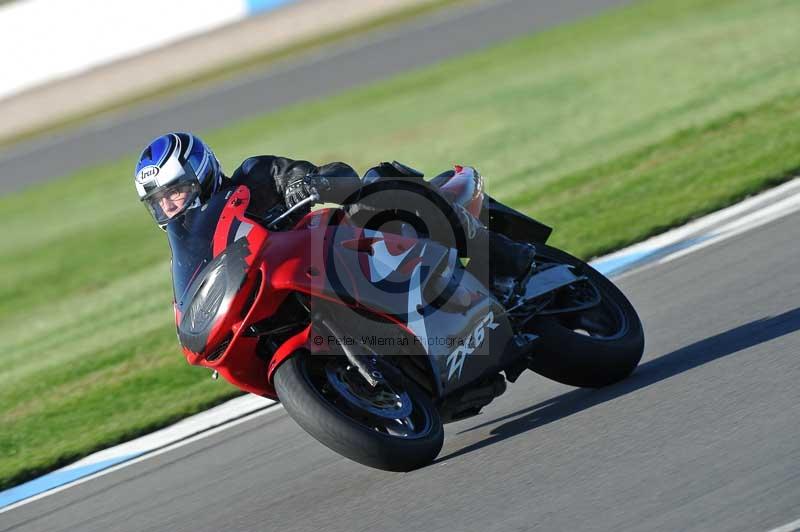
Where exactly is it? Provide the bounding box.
[166,190,231,312]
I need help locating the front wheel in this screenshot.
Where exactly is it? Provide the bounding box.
[525,245,645,388]
[274,352,444,471]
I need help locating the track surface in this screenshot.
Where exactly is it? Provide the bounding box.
[4,211,799,532]
[4,0,798,530]
[0,0,634,195]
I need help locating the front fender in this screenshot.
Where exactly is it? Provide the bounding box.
[267,324,312,384]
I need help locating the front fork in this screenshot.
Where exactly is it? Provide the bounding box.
[319,317,386,388]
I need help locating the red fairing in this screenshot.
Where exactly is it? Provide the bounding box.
[177,186,277,397]
[176,193,425,398]
[212,186,252,257]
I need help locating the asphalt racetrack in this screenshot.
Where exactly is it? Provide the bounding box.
[0,0,635,195]
[4,208,799,532]
[4,0,798,530]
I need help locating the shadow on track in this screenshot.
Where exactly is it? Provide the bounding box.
[436,307,800,463]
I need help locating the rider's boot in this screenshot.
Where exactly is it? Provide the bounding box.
[452,204,536,305]
[488,235,536,305]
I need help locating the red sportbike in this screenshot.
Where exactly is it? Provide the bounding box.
[168,163,643,471]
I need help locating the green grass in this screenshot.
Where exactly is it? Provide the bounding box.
[2,0,800,489]
[526,91,800,256]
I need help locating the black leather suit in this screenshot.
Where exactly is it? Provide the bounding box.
[226,155,360,221]
[223,155,532,282]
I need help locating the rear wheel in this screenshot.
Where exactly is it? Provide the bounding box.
[525,245,644,387]
[274,352,444,471]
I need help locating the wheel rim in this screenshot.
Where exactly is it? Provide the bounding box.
[555,291,628,340]
[537,258,629,341]
[301,356,434,439]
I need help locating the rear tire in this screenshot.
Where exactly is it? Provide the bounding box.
[274,353,444,471]
[526,245,644,387]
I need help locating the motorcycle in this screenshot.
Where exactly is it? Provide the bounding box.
[167,162,644,471]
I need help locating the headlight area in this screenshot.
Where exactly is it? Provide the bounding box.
[178,238,252,357]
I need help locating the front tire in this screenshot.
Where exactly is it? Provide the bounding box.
[274,352,444,471]
[525,245,645,387]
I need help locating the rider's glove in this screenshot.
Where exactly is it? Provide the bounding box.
[285,173,331,208]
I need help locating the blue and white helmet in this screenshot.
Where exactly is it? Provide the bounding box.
[134,132,223,227]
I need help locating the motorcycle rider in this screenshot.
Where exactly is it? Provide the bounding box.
[133,132,535,299]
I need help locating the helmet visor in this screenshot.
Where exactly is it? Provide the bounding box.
[142,180,201,226]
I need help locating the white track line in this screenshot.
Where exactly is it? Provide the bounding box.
[766,517,800,532]
[594,178,800,271]
[653,186,800,266]
[69,394,276,469]
[0,403,285,515]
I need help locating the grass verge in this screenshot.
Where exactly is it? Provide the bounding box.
[2,0,800,489]
[0,0,475,149]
